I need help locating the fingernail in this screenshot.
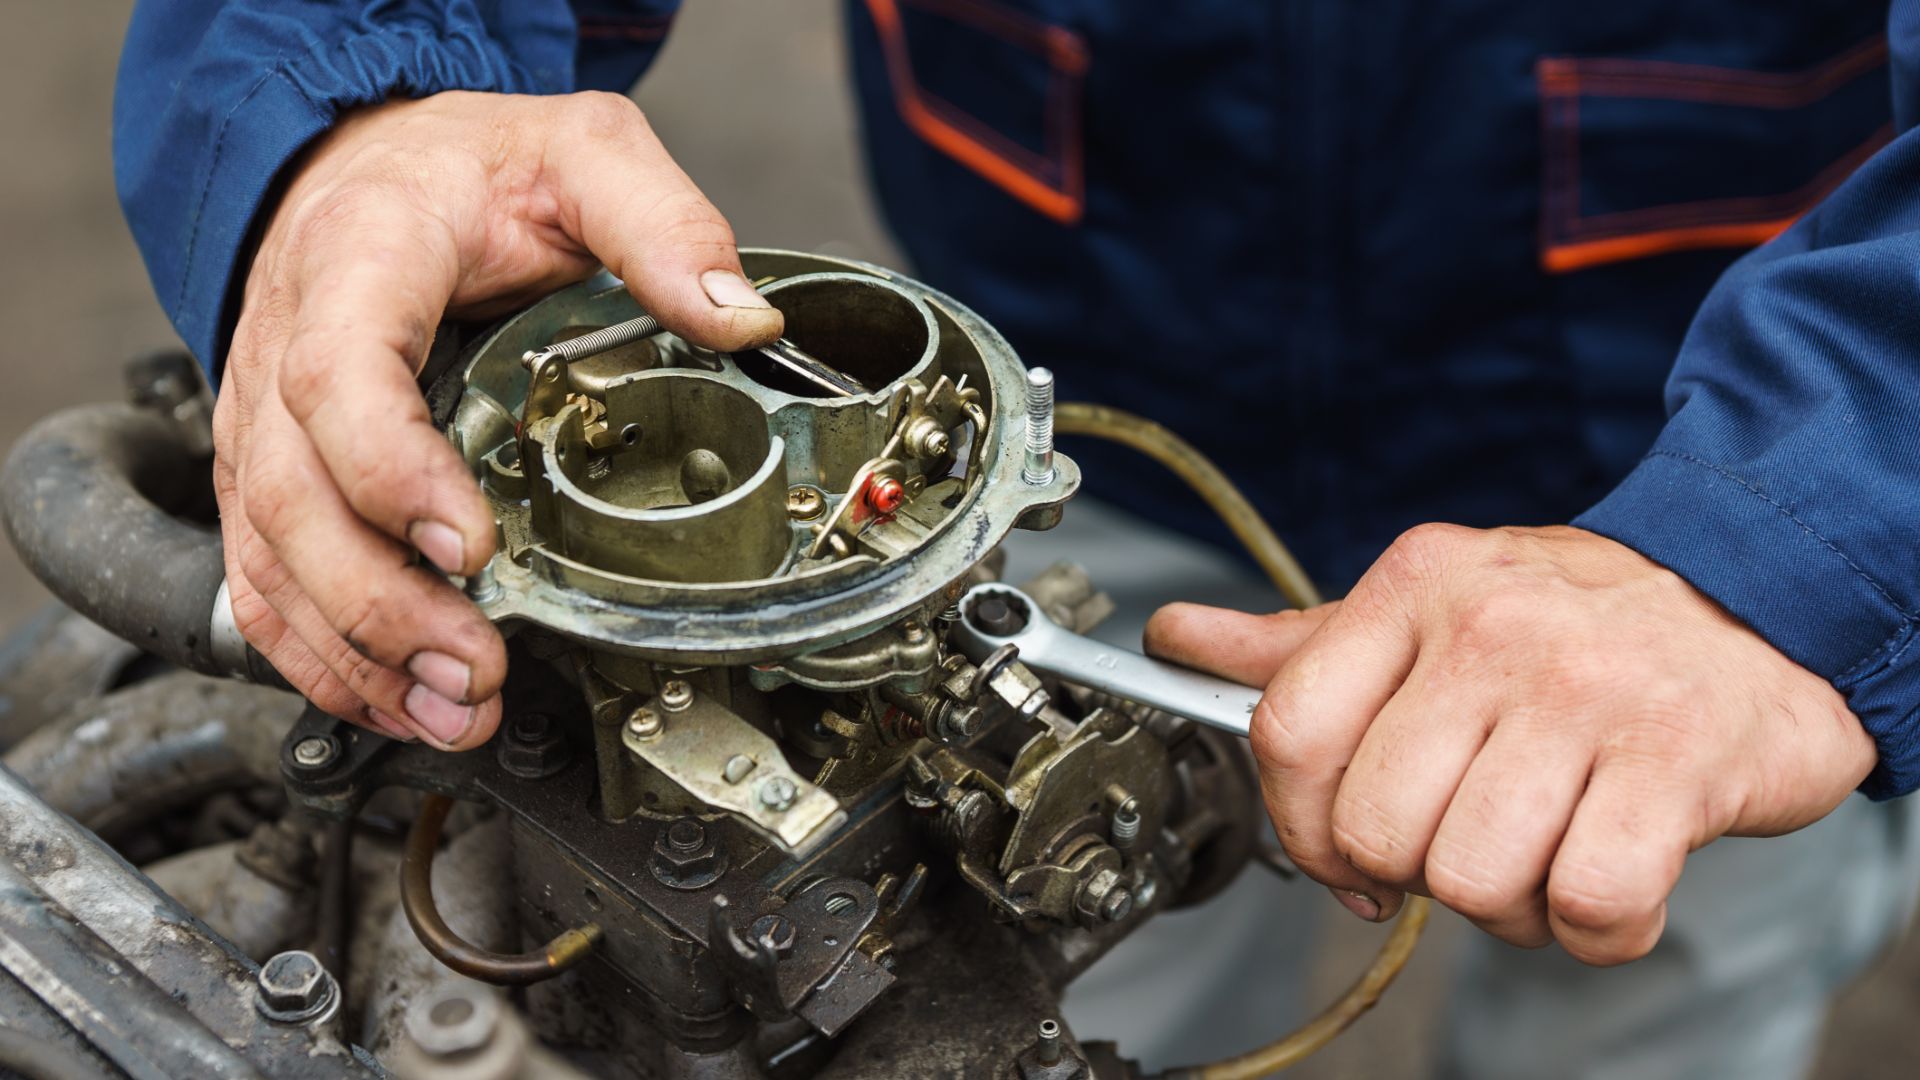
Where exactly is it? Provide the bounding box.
[1332,888,1381,922]
[407,651,472,705]
[405,682,479,747]
[701,269,772,310]
[367,709,419,743]
[409,520,466,575]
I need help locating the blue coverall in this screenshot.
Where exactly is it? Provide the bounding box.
[113,0,1920,799]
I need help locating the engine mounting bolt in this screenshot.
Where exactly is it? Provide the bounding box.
[1022,367,1055,485]
[751,914,797,957]
[291,736,338,771]
[758,775,798,811]
[723,754,757,784]
[256,950,339,1024]
[659,680,694,711]
[406,985,500,1058]
[786,486,825,521]
[625,707,662,740]
[867,476,907,516]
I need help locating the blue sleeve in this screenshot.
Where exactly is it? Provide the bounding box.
[114,1,679,377]
[1576,3,1920,799]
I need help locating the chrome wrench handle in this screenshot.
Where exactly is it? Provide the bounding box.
[950,583,1263,739]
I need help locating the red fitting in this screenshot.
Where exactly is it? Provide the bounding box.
[867,477,907,516]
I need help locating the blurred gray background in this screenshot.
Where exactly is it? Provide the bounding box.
[1,2,1913,1075]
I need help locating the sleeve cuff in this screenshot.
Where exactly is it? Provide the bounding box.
[1575,449,1920,799]
[155,27,565,381]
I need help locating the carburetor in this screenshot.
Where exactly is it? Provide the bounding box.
[0,249,1270,1080]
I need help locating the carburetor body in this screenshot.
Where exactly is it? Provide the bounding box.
[0,250,1268,1080]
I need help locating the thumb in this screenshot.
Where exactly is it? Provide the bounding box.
[1144,601,1341,687]
[540,93,784,351]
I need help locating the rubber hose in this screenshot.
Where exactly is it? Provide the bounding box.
[0,402,278,685]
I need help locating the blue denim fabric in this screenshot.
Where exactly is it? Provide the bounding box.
[114,0,1920,794]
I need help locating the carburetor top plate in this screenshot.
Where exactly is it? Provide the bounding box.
[444,250,1078,665]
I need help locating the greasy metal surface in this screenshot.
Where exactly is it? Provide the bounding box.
[448,250,1079,665]
[0,857,266,1080]
[0,762,378,1078]
[620,688,846,854]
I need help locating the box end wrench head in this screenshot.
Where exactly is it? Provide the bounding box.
[950,583,1262,739]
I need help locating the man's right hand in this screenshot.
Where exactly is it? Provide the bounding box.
[219,91,783,749]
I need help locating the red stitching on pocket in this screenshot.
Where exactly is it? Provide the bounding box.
[863,0,1087,225]
[1538,36,1889,274]
[577,15,674,43]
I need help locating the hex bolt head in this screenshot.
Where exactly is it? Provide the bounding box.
[659,680,694,712]
[1099,887,1135,923]
[626,707,663,740]
[256,950,338,1024]
[652,816,726,890]
[291,736,338,771]
[758,775,798,812]
[406,985,500,1058]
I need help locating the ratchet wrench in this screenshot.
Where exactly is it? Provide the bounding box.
[949,582,1263,738]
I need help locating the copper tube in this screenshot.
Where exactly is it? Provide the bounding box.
[400,793,602,985]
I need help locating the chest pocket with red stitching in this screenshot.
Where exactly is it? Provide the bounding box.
[1537,36,1893,274]
[859,0,1089,225]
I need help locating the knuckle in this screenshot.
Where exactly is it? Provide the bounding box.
[1247,694,1318,773]
[564,91,646,140]
[1547,865,1647,933]
[1425,847,1517,918]
[1379,522,1468,580]
[242,456,301,542]
[1330,817,1417,883]
[276,344,337,410]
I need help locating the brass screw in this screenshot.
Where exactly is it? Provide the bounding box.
[626,707,662,739]
[659,681,694,711]
[786,486,825,521]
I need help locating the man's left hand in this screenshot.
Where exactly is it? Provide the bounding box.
[1146,524,1874,965]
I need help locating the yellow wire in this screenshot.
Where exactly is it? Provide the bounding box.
[1055,400,1430,1079]
[1053,403,1323,609]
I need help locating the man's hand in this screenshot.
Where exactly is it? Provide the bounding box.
[218,91,782,749]
[1146,524,1874,965]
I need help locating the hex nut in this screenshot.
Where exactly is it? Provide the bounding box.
[256,950,338,1023]
[1073,869,1134,928]
[652,817,726,890]
[498,713,570,779]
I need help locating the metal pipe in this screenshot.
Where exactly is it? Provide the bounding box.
[401,794,603,986]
